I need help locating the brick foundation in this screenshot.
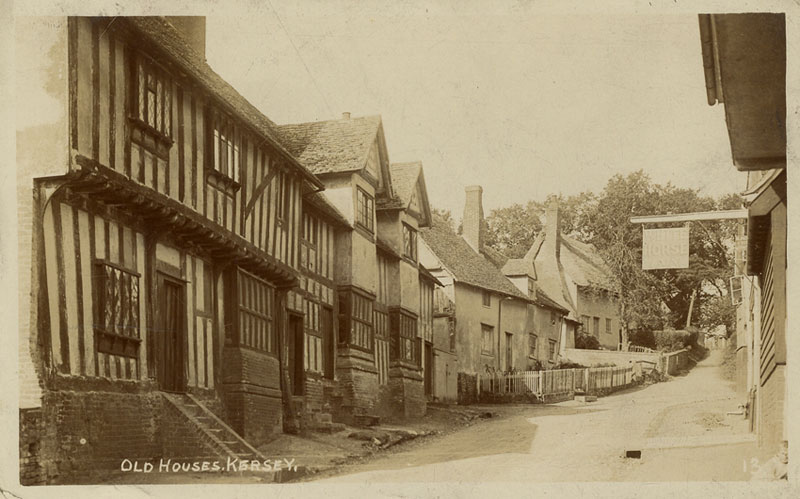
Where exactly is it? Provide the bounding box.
[334,347,378,423]
[19,408,44,485]
[387,362,425,419]
[221,346,283,446]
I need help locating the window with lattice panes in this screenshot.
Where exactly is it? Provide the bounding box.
[94,262,141,358]
[304,300,323,374]
[356,187,374,232]
[529,333,537,357]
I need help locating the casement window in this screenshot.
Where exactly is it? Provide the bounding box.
[300,212,319,274]
[236,269,276,353]
[276,171,292,221]
[304,300,323,374]
[403,223,417,261]
[339,289,374,351]
[210,114,241,185]
[392,310,419,365]
[356,187,374,233]
[548,339,557,361]
[606,318,612,336]
[131,55,172,159]
[481,324,494,355]
[482,290,491,307]
[550,310,557,325]
[593,317,600,337]
[134,55,172,139]
[529,333,537,357]
[94,261,141,358]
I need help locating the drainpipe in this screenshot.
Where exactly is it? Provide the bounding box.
[498,296,511,371]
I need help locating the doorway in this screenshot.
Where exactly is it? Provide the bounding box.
[424,341,433,396]
[321,306,335,379]
[156,273,186,392]
[287,314,304,395]
[505,332,513,371]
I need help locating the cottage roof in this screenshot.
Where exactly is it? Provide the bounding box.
[420,220,529,301]
[276,115,383,175]
[525,228,618,293]
[376,162,433,226]
[497,257,568,313]
[125,17,323,189]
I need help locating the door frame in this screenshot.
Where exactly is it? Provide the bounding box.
[155,270,188,393]
[287,312,305,396]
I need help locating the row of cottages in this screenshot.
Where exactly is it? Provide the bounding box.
[419,186,570,403]
[698,13,787,461]
[16,16,436,483]
[522,203,622,351]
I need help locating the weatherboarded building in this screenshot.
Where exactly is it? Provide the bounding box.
[699,13,787,460]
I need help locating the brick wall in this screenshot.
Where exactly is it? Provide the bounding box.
[334,349,378,422]
[28,389,164,483]
[758,365,786,459]
[221,346,283,446]
[387,363,425,419]
[161,397,220,460]
[19,408,44,485]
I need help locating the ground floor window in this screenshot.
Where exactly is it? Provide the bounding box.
[94,261,141,358]
[338,289,374,351]
[481,324,494,356]
[391,310,420,365]
[548,339,557,361]
[235,268,276,353]
[529,333,537,357]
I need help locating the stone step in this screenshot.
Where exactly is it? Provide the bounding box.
[353,414,380,427]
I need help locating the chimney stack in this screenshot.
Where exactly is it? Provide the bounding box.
[545,201,561,258]
[462,185,484,252]
[166,17,207,59]
[342,112,351,120]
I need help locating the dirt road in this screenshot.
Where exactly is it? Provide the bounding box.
[320,350,758,482]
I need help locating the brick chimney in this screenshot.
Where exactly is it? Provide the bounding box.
[462,185,484,252]
[544,201,561,258]
[166,16,206,59]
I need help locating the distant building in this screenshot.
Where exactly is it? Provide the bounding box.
[420,186,568,403]
[522,203,622,350]
[699,13,786,459]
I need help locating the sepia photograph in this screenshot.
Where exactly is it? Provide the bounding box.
[5,0,796,496]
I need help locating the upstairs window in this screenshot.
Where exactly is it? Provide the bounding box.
[356,187,374,233]
[135,55,172,138]
[208,112,241,190]
[482,290,491,307]
[403,223,417,261]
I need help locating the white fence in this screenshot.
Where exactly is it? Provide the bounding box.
[478,366,634,400]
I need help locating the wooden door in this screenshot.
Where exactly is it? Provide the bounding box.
[506,332,513,371]
[322,306,335,379]
[287,314,304,395]
[157,274,186,392]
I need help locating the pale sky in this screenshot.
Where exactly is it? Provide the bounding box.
[205,4,740,217]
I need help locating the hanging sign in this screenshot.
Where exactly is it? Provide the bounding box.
[642,227,690,269]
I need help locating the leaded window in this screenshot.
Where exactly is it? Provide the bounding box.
[94,261,141,358]
[356,187,374,233]
[236,269,275,353]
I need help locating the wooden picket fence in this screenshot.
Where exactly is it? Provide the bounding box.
[478,366,634,399]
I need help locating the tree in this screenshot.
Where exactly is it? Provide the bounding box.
[484,202,542,258]
[431,207,456,233]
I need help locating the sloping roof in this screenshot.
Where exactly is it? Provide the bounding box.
[419,264,444,287]
[560,235,618,291]
[124,17,322,189]
[481,245,509,270]
[304,192,351,229]
[533,288,570,314]
[389,162,421,206]
[526,228,618,293]
[501,258,534,277]
[276,115,382,175]
[420,221,529,301]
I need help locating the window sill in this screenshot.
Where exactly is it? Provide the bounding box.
[206,168,241,194]
[353,224,375,242]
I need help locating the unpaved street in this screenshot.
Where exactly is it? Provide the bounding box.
[321,351,757,482]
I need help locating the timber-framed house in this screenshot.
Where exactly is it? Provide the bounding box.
[18,16,330,482]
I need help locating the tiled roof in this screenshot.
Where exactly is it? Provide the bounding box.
[533,288,570,314]
[304,192,351,229]
[501,258,534,277]
[389,162,420,206]
[481,245,509,269]
[125,17,322,189]
[276,115,382,175]
[420,220,529,301]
